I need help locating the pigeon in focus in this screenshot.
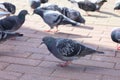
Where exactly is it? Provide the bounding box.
[68,0,107,16]
[41,4,85,24]
[0,10,29,33]
[29,0,41,9]
[0,31,23,42]
[41,36,104,67]
[33,8,81,32]
[0,2,16,17]
[114,0,120,10]
[111,28,120,50]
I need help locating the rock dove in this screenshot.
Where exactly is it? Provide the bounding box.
[68,0,107,16]
[0,31,23,42]
[91,0,107,11]
[41,0,48,3]
[41,36,104,67]
[77,1,97,16]
[61,7,85,24]
[33,8,81,32]
[41,4,85,24]
[111,28,120,50]
[29,0,41,9]
[114,0,120,10]
[0,10,29,33]
[0,2,16,17]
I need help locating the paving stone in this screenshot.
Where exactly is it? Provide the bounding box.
[51,67,101,80]
[102,75,120,80]
[0,56,41,66]
[20,74,69,80]
[0,70,22,80]
[6,64,55,76]
[73,59,114,68]
[85,66,120,76]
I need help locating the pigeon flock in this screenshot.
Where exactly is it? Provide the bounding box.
[0,0,120,67]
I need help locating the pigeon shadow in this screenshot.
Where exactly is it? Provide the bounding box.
[83,14,108,18]
[55,32,92,38]
[79,25,94,30]
[98,11,120,17]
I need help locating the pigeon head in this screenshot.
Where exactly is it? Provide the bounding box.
[41,36,55,46]
[41,0,48,3]
[30,1,41,9]
[33,8,44,17]
[79,17,85,24]
[3,2,16,14]
[102,0,107,2]
[18,10,29,18]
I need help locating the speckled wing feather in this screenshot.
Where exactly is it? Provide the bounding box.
[56,39,82,57]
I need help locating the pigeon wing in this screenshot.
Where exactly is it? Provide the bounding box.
[56,39,81,57]
[0,16,18,31]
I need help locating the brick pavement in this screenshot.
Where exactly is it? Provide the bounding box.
[0,0,120,80]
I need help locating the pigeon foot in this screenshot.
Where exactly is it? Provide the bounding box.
[57,61,71,67]
[117,46,120,50]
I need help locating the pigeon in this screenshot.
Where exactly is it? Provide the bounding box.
[91,0,107,11]
[60,7,85,24]
[41,36,104,67]
[40,4,61,12]
[41,0,48,3]
[0,31,23,42]
[114,0,120,10]
[0,10,29,33]
[77,1,97,16]
[29,0,41,9]
[111,28,120,50]
[0,2,16,17]
[33,8,81,32]
[41,4,85,24]
[68,0,107,16]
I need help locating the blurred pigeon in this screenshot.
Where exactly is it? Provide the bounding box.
[29,0,41,9]
[0,2,16,17]
[33,8,81,32]
[111,28,120,50]
[0,31,23,42]
[41,36,104,67]
[91,0,107,11]
[0,10,29,33]
[114,0,120,10]
[61,7,85,24]
[40,4,61,12]
[41,0,48,3]
[68,0,107,15]
[41,4,85,24]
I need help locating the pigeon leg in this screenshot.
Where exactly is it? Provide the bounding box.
[117,45,120,50]
[53,26,59,32]
[86,12,91,16]
[44,29,52,32]
[57,61,72,67]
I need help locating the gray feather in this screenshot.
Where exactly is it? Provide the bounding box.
[33,8,81,29]
[0,31,23,42]
[111,28,120,43]
[42,36,104,61]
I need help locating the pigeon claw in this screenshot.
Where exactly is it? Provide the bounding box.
[44,30,52,32]
[117,46,120,50]
[57,61,71,67]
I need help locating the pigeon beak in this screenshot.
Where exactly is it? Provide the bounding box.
[40,41,44,45]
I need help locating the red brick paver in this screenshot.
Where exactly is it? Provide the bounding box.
[0,0,120,80]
